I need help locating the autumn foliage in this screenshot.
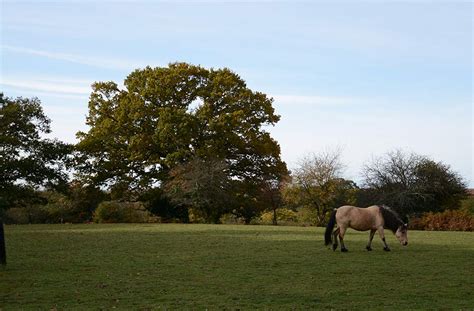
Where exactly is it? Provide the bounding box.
[409,209,474,231]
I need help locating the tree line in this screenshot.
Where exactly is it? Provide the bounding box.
[0,63,469,226]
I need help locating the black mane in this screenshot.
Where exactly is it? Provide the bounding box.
[379,205,404,233]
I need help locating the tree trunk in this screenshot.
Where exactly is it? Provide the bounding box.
[0,220,6,266]
[272,208,278,225]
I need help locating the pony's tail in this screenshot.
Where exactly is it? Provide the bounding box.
[324,209,337,246]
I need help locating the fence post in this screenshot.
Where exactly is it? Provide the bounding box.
[0,219,6,266]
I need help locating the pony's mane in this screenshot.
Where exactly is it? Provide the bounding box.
[379,205,404,233]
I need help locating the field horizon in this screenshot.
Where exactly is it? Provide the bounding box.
[1,223,473,309]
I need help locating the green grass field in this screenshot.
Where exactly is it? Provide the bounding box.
[1,224,473,310]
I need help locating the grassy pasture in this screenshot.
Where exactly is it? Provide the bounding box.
[1,224,473,310]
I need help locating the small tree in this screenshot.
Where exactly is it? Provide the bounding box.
[289,150,357,226]
[413,159,467,211]
[259,176,289,225]
[163,157,232,223]
[361,150,467,215]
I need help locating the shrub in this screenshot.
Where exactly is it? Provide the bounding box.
[4,208,29,224]
[460,197,474,214]
[409,209,474,231]
[188,208,206,224]
[259,208,298,225]
[139,188,189,223]
[43,204,84,224]
[40,192,81,223]
[93,201,159,223]
[4,206,50,224]
[5,202,94,224]
[65,183,108,222]
[296,207,318,226]
[219,213,245,224]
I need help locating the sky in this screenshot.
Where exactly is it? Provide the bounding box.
[1,1,473,187]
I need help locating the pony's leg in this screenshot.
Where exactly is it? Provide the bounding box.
[377,227,391,251]
[339,227,348,252]
[332,228,340,251]
[366,229,376,251]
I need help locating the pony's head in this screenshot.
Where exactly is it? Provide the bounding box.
[395,224,408,246]
[380,205,409,246]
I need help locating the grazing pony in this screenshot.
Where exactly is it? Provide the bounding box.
[324,205,408,252]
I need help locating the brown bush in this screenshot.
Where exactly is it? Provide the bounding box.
[410,210,474,231]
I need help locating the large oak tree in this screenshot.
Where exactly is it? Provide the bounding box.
[76,63,288,208]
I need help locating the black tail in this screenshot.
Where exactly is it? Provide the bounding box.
[324,209,337,246]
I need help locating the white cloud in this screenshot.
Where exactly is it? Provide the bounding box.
[1,78,91,96]
[2,45,153,71]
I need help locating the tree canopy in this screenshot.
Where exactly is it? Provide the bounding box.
[0,94,71,212]
[76,63,288,203]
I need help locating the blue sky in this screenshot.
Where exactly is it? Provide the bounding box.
[1,1,472,186]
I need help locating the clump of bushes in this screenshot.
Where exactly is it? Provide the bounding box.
[259,208,298,225]
[4,205,87,224]
[219,213,246,225]
[93,201,160,223]
[410,209,474,231]
[4,207,50,224]
[3,187,106,224]
[295,207,318,226]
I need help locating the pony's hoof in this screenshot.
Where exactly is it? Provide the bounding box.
[332,244,337,251]
[341,248,348,252]
[366,246,372,251]
[383,247,391,252]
